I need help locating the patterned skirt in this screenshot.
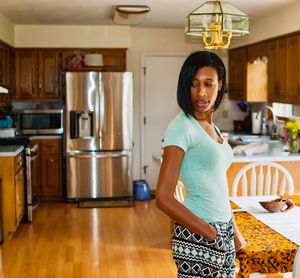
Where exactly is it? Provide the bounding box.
[172,219,236,278]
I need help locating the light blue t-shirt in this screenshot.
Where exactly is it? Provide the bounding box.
[163,112,233,223]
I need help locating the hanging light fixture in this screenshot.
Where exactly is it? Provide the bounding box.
[185,0,249,49]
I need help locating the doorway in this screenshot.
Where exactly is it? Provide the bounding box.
[141,53,186,189]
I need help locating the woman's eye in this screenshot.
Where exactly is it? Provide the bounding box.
[206,83,213,87]
[191,82,198,87]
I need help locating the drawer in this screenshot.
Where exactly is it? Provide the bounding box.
[41,139,60,153]
[14,152,23,173]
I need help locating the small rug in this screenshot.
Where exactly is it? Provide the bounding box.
[78,198,134,208]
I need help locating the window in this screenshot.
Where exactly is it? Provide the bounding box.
[272,103,293,118]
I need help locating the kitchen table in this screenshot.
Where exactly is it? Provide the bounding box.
[231,195,300,278]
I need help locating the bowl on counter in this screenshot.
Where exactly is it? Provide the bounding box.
[259,197,295,213]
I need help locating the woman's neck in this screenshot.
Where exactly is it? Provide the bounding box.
[194,110,213,124]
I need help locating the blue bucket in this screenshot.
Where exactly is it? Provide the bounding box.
[133,180,152,201]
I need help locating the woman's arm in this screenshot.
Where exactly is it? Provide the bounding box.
[232,214,246,252]
[156,145,217,241]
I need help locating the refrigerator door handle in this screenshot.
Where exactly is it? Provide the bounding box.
[68,152,130,159]
[98,75,105,141]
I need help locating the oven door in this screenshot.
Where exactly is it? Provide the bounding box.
[26,147,39,222]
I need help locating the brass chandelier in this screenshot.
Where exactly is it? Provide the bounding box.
[185,0,249,49]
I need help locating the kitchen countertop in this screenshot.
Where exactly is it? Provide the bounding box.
[0,145,24,156]
[152,138,300,163]
[232,141,300,162]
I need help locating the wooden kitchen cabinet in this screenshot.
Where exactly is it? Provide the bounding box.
[268,35,300,104]
[229,32,300,104]
[272,39,288,103]
[38,50,61,99]
[228,47,267,102]
[31,138,62,201]
[247,41,269,63]
[14,49,38,100]
[0,151,25,235]
[286,35,300,103]
[0,43,12,90]
[61,48,126,71]
[0,42,13,105]
[14,49,61,101]
[228,47,247,100]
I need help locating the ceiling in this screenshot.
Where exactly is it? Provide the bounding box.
[0,0,298,28]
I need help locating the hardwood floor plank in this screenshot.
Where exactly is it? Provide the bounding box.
[0,200,176,277]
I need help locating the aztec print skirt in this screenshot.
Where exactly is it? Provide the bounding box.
[172,219,236,278]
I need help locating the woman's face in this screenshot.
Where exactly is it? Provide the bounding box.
[190,66,222,118]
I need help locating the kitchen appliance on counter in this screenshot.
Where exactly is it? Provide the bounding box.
[0,137,38,222]
[65,72,133,201]
[16,109,63,135]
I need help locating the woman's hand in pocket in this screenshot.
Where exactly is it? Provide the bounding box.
[234,233,246,253]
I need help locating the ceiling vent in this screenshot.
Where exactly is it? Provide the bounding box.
[113,5,151,25]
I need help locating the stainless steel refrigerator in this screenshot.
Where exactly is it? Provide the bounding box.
[65,72,133,200]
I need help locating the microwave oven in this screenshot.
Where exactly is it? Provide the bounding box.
[17,109,63,135]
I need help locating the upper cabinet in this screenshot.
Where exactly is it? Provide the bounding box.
[268,36,300,104]
[228,46,268,102]
[11,48,126,101]
[286,35,300,103]
[38,50,61,99]
[228,33,300,105]
[0,42,13,105]
[0,43,12,89]
[61,48,126,72]
[228,47,247,101]
[14,49,61,101]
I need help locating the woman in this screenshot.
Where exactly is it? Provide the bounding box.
[156,51,246,278]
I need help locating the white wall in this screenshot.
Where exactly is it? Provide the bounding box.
[0,13,14,46]
[14,25,130,48]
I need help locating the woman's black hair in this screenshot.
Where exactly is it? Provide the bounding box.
[177,51,226,117]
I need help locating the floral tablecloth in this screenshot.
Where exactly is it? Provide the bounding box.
[232,196,300,278]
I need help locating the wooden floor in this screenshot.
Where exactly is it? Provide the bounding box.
[0,200,177,277]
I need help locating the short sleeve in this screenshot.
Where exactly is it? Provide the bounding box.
[162,117,191,152]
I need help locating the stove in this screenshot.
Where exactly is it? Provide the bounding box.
[0,136,30,146]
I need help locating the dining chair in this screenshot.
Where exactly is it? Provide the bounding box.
[170,180,186,236]
[292,249,300,278]
[174,180,186,203]
[232,161,294,197]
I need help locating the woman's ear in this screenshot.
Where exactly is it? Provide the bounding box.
[218,80,223,91]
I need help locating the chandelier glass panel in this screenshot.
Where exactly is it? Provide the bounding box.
[185,0,249,49]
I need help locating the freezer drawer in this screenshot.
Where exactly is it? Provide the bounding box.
[67,151,132,199]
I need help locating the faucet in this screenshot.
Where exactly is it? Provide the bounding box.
[256,105,277,139]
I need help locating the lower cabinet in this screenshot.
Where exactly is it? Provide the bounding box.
[0,152,25,235]
[31,138,62,201]
[15,169,25,225]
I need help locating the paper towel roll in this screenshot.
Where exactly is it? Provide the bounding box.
[252,112,261,134]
